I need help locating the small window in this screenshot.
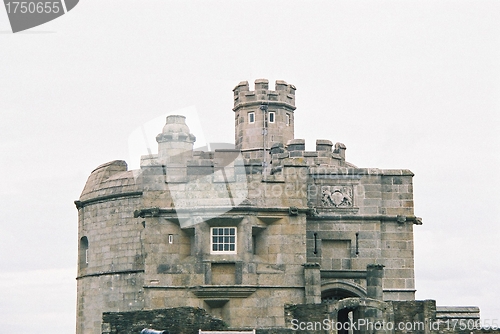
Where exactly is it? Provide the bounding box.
[248,112,255,124]
[80,236,89,267]
[168,234,173,244]
[211,227,237,254]
[286,113,290,126]
[268,111,275,123]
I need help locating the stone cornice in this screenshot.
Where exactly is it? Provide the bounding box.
[76,269,144,279]
[74,191,143,209]
[133,206,310,219]
[308,214,422,224]
[321,270,367,279]
[232,100,296,112]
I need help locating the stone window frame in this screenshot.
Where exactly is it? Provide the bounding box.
[286,113,290,126]
[210,227,237,254]
[248,112,255,124]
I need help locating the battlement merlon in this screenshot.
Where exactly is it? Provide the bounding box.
[232,79,297,111]
[268,139,349,169]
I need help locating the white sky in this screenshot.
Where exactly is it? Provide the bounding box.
[0,1,499,332]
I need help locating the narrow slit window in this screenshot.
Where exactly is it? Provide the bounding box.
[268,111,275,123]
[248,112,255,124]
[286,113,290,126]
[80,236,89,267]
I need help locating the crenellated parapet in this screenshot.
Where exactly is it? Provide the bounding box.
[232,79,296,111]
[269,139,351,173]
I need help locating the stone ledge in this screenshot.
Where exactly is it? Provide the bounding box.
[308,214,421,224]
[75,191,143,209]
[436,306,480,319]
[76,269,144,279]
[191,286,257,298]
[321,270,367,279]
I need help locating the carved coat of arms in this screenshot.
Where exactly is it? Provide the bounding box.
[321,186,353,207]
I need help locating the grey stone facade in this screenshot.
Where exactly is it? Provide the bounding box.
[76,79,454,334]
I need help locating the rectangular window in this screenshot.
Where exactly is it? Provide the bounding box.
[168,234,173,244]
[268,111,275,123]
[248,112,255,124]
[211,227,237,254]
[286,113,290,126]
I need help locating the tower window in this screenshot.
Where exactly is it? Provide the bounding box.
[286,113,290,126]
[79,236,89,267]
[269,112,275,123]
[211,227,237,254]
[248,112,255,124]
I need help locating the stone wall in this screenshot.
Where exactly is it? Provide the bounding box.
[102,306,308,334]
[284,300,500,334]
[101,307,226,334]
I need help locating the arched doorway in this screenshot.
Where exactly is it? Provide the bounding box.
[321,282,367,334]
[325,298,394,334]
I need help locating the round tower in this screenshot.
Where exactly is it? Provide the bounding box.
[233,79,296,160]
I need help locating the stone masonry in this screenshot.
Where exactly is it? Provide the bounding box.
[76,80,479,334]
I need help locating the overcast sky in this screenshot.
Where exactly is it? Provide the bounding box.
[0,1,499,332]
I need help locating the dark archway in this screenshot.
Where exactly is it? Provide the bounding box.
[326,298,395,334]
[322,288,359,303]
[321,287,361,334]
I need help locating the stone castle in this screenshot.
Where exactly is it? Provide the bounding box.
[76,80,483,334]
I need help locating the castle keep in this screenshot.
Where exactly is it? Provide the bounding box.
[76,80,478,334]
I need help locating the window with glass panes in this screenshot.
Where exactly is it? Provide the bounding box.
[211,227,236,254]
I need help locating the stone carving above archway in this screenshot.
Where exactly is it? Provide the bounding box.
[321,185,353,207]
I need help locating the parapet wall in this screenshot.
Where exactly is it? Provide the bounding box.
[102,307,226,334]
[269,139,349,171]
[233,79,296,111]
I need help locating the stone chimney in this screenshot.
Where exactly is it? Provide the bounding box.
[156,115,196,163]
